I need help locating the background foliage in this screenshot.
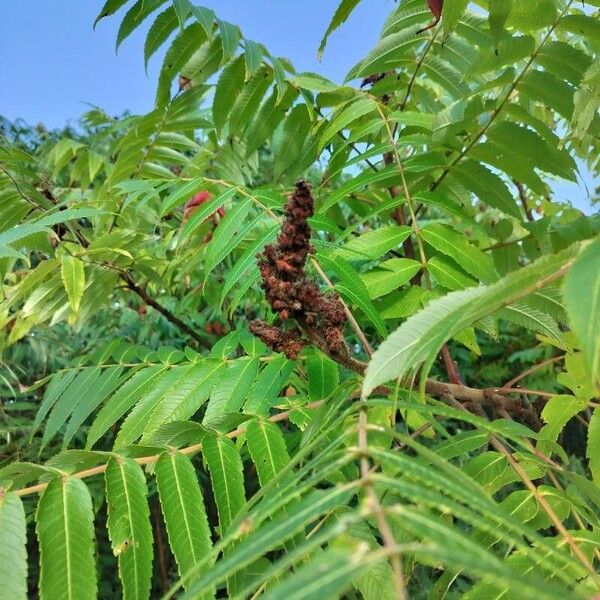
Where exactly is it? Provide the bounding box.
[1,0,599,598]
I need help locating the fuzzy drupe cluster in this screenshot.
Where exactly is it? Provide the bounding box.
[250,181,347,360]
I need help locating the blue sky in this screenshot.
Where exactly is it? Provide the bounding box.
[0,1,596,211]
[0,1,392,127]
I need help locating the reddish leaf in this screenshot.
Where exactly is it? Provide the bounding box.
[183,191,225,222]
[418,0,443,33]
[427,0,443,19]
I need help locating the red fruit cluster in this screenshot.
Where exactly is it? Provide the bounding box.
[248,321,305,360]
[250,181,348,360]
[182,191,225,223]
[205,321,228,336]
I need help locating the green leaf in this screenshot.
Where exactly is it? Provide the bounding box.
[540,395,587,443]
[346,28,420,81]
[319,97,375,151]
[62,367,125,447]
[246,419,290,486]
[105,458,153,600]
[336,284,388,339]
[428,255,477,290]
[0,246,27,261]
[116,0,168,51]
[220,225,278,306]
[179,35,223,87]
[156,22,207,106]
[172,0,191,30]
[180,487,355,598]
[86,365,168,449]
[378,286,430,320]
[204,198,260,276]
[372,483,571,599]
[262,548,368,600]
[244,40,263,78]
[202,434,246,534]
[244,86,298,156]
[144,7,178,70]
[349,524,395,600]
[334,225,412,261]
[61,255,85,314]
[0,462,62,490]
[3,259,58,309]
[520,70,574,120]
[36,477,96,600]
[35,208,102,228]
[498,303,562,342]
[306,349,339,401]
[563,238,600,389]
[318,0,361,58]
[212,54,246,135]
[41,368,103,451]
[140,360,225,443]
[274,104,312,179]
[573,62,600,139]
[45,450,109,475]
[269,56,288,101]
[94,0,129,28]
[204,357,260,427]
[0,223,51,247]
[317,167,392,214]
[588,409,600,484]
[442,0,469,36]
[363,243,581,397]
[218,20,241,61]
[190,5,215,38]
[292,72,338,92]
[155,452,213,585]
[32,369,78,436]
[487,122,576,182]
[228,67,274,134]
[318,253,387,338]
[244,356,296,416]
[0,492,27,600]
[361,258,421,299]
[450,160,521,219]
[421,224,497,284]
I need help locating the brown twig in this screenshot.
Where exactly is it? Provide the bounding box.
[0,164,46,212]
[121,272,211,349]
[515,181,534,222]
[440,346,462,385]
[152,498,171,591]
[502,356,564,390]
[400,26,440,111]
[495,387,555,399]
[383,152,416,264]
[378,104,465,389]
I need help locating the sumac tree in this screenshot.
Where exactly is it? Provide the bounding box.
[1,1,599,598]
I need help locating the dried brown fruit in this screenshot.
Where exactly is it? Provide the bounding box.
[250,181,354,365]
